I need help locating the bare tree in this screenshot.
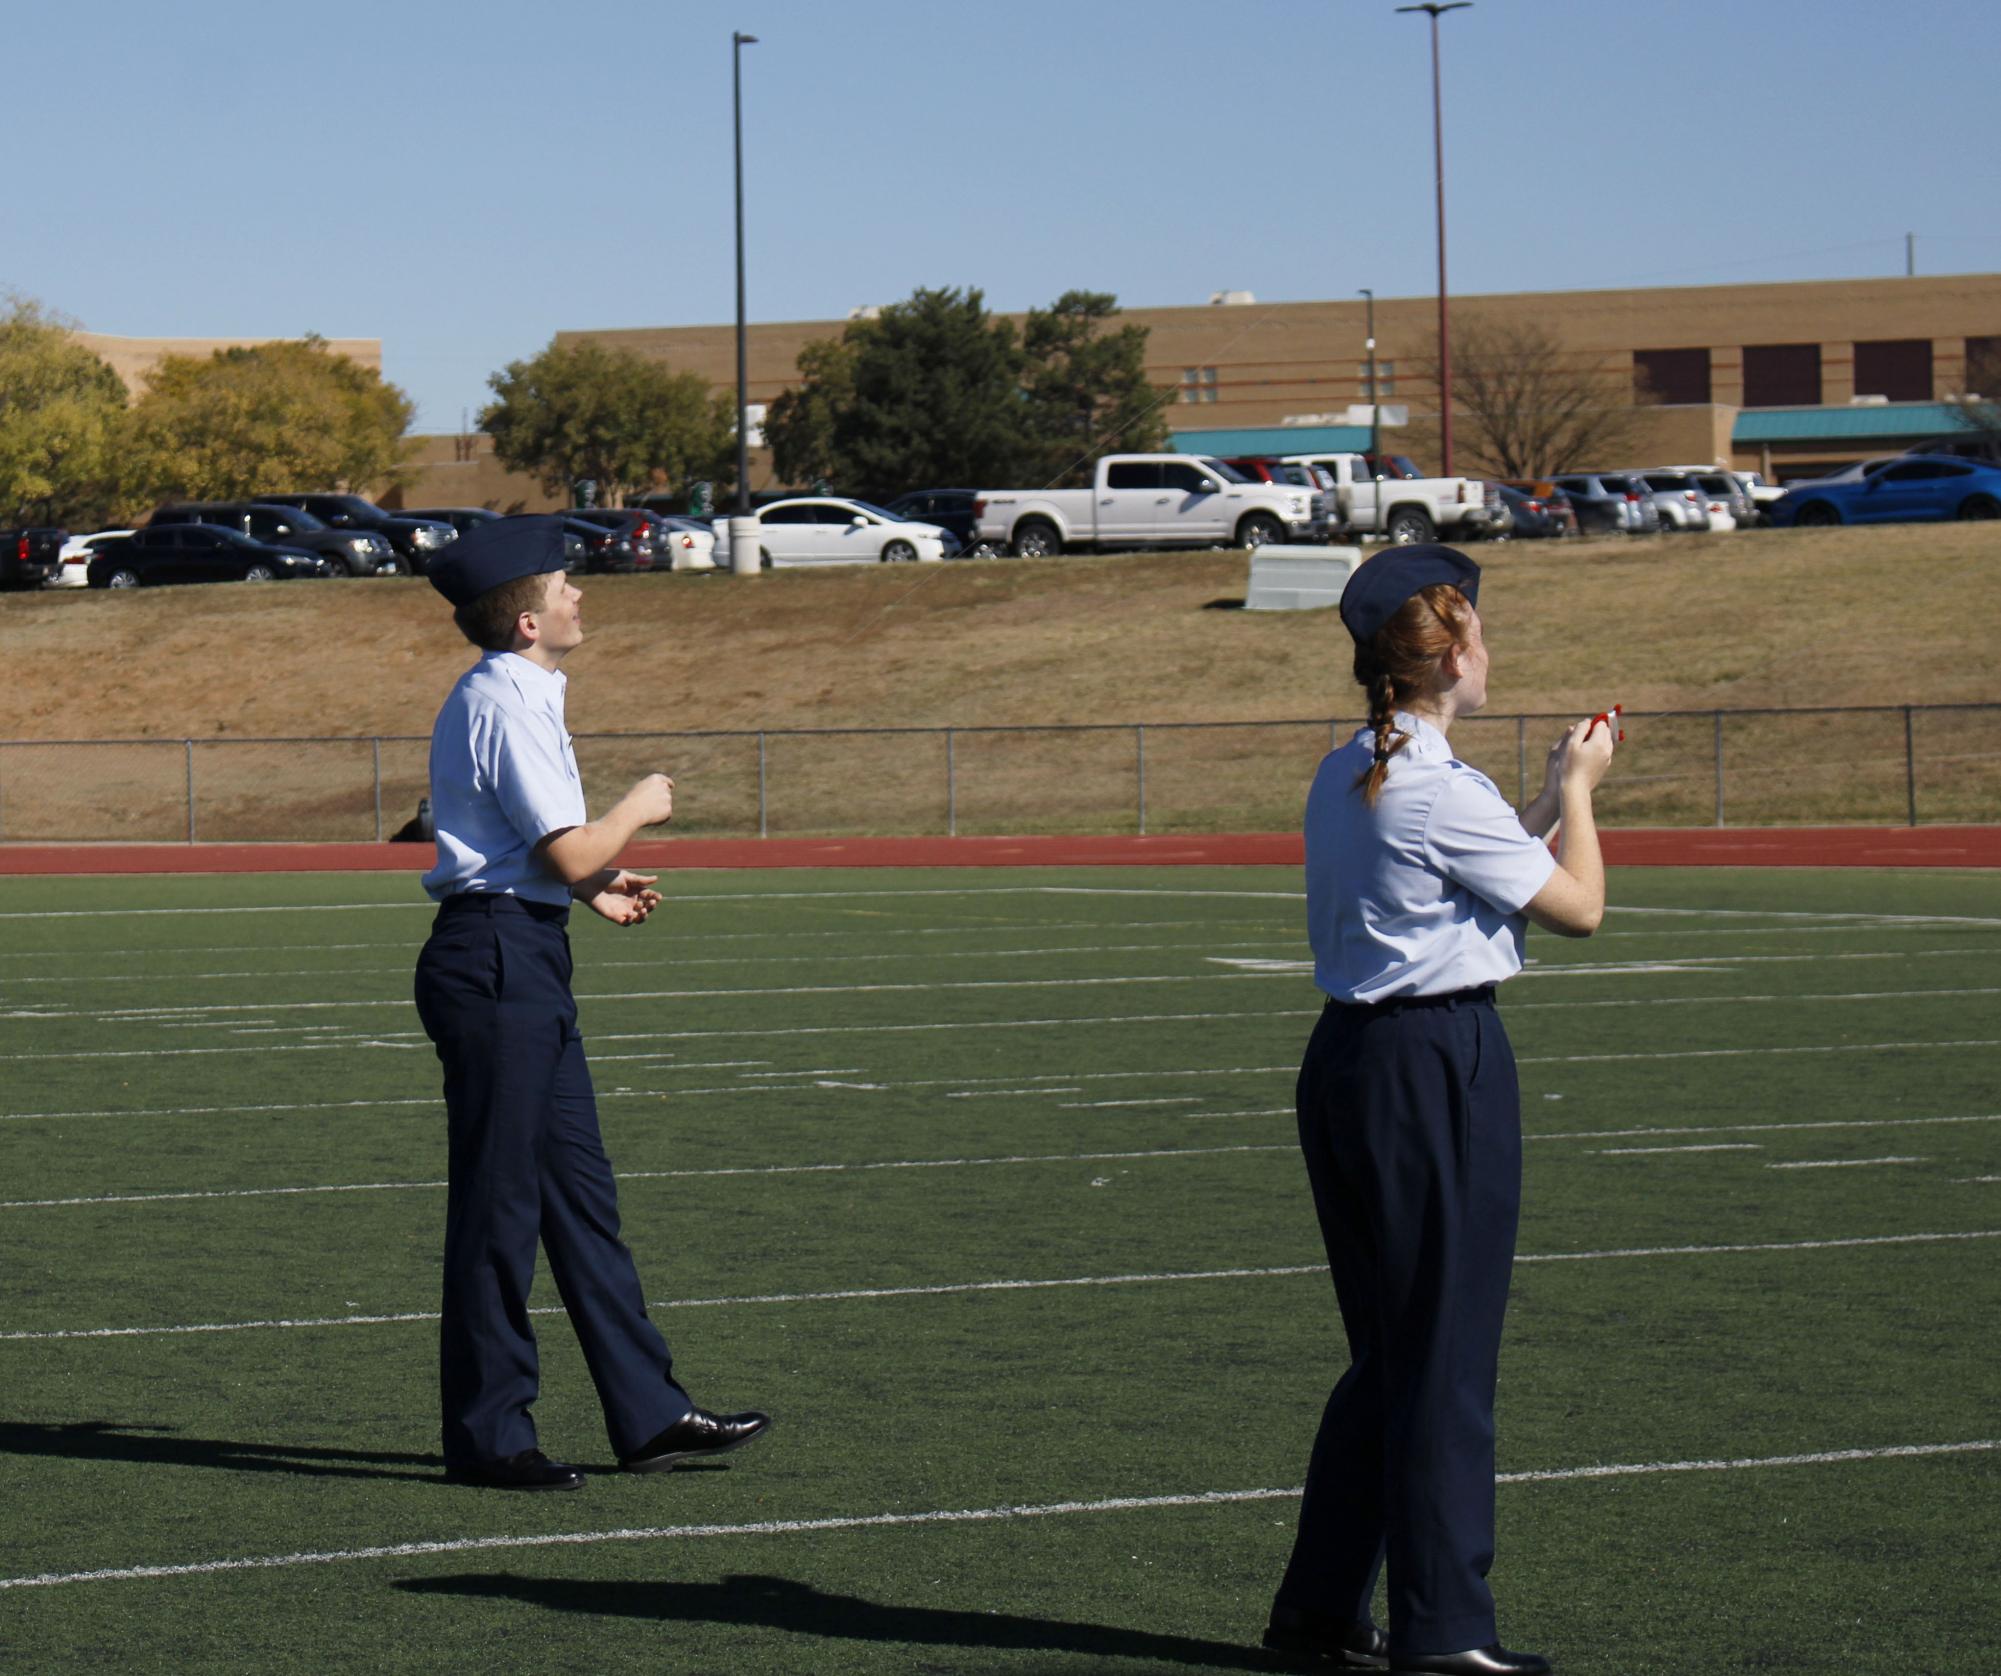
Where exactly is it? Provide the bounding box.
[1409,316,1654,479]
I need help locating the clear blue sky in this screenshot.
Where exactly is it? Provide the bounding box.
[8,0,1997,432]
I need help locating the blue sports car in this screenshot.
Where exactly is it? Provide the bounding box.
[1770,454,2001,527]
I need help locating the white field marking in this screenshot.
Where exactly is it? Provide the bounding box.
[0,902,427,921]
[1517,1039,2000,1066]
[1590,923,2001,942]
[0,1096,439,1124]
[155,1019,279,1031]
[2,1439,1994,1592]
[1058,1097,1203,1110]
[1505,986,2001,1013]
[736,1067,862,1079]
[1528,1113,2001,1144]
[944,1087,1085,1099]
[1769,1157,1924,1171]
[1598,1144,1764,1155]
[0,939,1295,990]
[1959,1176,2001,1183]
[0,1143,1300,1212]
[1614,905,2001,928]
[1035,886,1305,900]
[10,1231,1998,1343]
[1208,957,1315,973]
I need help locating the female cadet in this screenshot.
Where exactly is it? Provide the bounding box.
[1261,547,1614,1676]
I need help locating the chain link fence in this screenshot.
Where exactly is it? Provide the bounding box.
[0,706,1993,844]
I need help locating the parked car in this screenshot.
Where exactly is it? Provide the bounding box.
[716,498,956,568]
[556,514,651,573]
[251,494,456,572]
[402,506,504,537]
[1219,460,1338,531]
[85,525,335,588]
[1547,472,1657,536]
[1901,431,2001,467]
[976,455,1320,557]
[1636,471,1714,532]
[1277,452,1496,545]
[148,502,400,575]
[1490,484,1567,539]
[2,528,65,589]
[50,529,134,588]
[1496,481,1580,537]
[652,514,718,572]
[1768,454,2001,527]
[882,489,999,556]
[1659,468,1755,531]
[570,508,683,568]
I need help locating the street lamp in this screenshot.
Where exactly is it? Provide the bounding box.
[1396,1,1470,477]
[1359,287,1380,466]
[731,29,760,575]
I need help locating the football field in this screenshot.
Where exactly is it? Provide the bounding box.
[0,864,1996,1674]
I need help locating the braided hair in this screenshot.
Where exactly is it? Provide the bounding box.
[1350,583,1475,806]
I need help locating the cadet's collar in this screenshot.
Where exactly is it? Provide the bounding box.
[492,650,567,698]
[1394,710,1451,758]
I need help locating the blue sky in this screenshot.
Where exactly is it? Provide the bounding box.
[7,0,1996,432]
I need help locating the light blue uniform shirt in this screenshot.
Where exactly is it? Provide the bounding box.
[422,652,587,907]
[1305,712,1556,1003]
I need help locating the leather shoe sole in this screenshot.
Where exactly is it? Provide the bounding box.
[443,1449,584,1492]
[1389,1647,1551,1676]
[1262,1605,1389,1669]
[621,1408,770,1473]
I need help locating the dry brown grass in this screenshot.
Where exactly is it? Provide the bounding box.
[2,523,1995,839]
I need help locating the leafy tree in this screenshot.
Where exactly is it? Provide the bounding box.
[0,297,129,527]
[127,336,416,505]
[1020,290,1171,485]
[481,339,736,508]
[1410,316,1651,480]
[765,287,1168,498]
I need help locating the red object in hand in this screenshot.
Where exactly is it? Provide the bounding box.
[1586,704,1625,743]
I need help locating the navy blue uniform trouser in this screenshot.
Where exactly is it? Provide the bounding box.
[413,893,692,1465]
[1276,989,1522,1656]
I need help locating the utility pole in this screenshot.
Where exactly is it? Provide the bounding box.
[1396,2,1470,476]
[1360,287,1380,465]
[730,29,761,575]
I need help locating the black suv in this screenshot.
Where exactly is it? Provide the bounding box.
[86,525,333,588]
[251,494,456,572]
[882,489,993,555]
[3,528,65,588]
[402,506,504,537]
[149,502,399,576]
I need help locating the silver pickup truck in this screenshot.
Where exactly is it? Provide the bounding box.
[973,454,1325,557]
[1279,452,1498,545]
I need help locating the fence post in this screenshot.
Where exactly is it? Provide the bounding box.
[1516,715,1527,806]
[185,740,197,843]
[756,732,768,838]
[946,729,957,837]
[1136,724,1148,836]
[1904,706,1917,828]
[1713,711,1724,828]
[371,738,384,842]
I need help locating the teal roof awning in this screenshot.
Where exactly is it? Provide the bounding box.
[1169,424,1373,456]
[1731,402,1976,443]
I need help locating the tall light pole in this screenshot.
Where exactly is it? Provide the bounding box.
[1359,287,1380,465]
[730,29,760,574]
[1396,1,1469,477]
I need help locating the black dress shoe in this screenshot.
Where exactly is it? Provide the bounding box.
[1389,1646,1551,1676]
[621,1407,770,1473]
[443,1449,584,1492]
[1261,1602,1390,1668]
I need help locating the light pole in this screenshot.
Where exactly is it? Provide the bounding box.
[730,29,761,575]
[1396,1,1469,477]
[1359,287,1380,466]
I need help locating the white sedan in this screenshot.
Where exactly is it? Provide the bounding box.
[49,529,134,588]
[713,499,955,569]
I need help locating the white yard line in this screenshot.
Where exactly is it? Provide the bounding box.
[0,1439,1991,1592]
[6,1231,1995,1342]
[1530,1113,2001,1144]
[1768,1157,1924,1171]
[1598,1144,1764,1155]
[1518,1039,2000,1066]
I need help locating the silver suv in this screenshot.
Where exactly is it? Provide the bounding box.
[1637,471,1714,533]
[1550,472,1662,535]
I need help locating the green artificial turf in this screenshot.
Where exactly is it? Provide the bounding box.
[0,864,1996,1673]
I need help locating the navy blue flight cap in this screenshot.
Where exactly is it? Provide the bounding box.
[1339,543,1481,644]
[425,514,569,609]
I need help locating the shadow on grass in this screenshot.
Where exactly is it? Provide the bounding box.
[398,1572,1274,1669]
[0,1420,443,1484]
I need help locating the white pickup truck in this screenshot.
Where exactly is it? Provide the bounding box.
[1279,452,1498,545]
[973,454,1325,557]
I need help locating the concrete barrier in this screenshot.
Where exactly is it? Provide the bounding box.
[1245,545,1362,612]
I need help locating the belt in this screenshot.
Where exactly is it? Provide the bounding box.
[1326,985,1495,1014]
[435,892,570,926]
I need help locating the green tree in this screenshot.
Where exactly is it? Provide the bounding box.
[762,335,858,492]
[127,337,416,505]
[481,339,737,508]
[0,297,130,527]
[1020,290,1171,485]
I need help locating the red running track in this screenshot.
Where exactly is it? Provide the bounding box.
[0,828,1995,875]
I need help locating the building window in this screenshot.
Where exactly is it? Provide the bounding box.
[1360,361,1395,399]
[1633,348,1711,405]
[1853,340,1933,403]
[1180,366,1219,404]
[1967,337,2001,395]
[1742,343,1822,408]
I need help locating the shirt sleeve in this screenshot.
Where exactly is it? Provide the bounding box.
[1419,767,1557,916]
[480,707,585,848]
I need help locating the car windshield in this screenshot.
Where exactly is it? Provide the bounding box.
[846,500,905,521]
[1199,458,1251,483]
[275,507,328,530]
[1383,456,1422,480]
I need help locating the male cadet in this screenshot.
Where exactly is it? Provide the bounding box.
[413,515,768,1490]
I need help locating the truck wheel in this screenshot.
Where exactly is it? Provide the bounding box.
[1236,513,1285,550]
[1011,520,1060,558]
[1956,496,1999,520]
[1795,502,1840,527]
[1385,507,1435,545]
